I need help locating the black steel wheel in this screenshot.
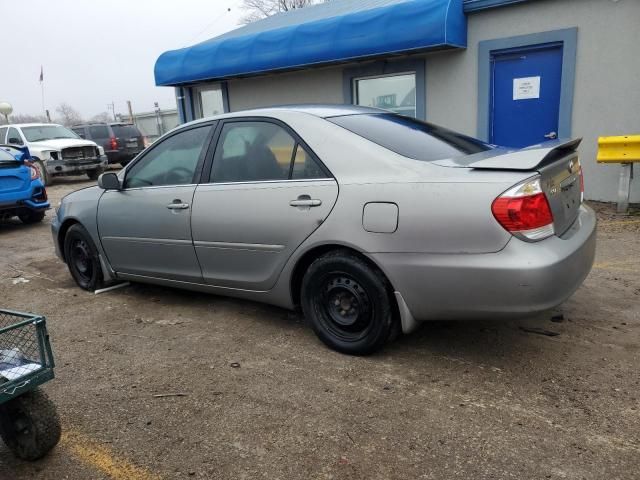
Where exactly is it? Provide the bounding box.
[63,224,104,291]
[0,389,61,461]
[301,250,395,355]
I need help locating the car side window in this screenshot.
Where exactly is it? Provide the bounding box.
[124,125,211,189]
[7,127,23,145]
[0,127,7,143]
[291,144,328,180]
[210,122,295,183]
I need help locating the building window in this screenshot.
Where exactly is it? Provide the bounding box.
[353,73,417,118]
[343,59,425,120]
[195,84,225,119]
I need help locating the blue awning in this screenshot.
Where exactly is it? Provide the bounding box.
[155,0,466,86]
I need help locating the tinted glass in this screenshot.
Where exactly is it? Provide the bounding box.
[210,122,295,183]
[22,125,79,142]
[72,127,86,138]
[291,145,327,180]
[7,128,23,145]
[0,127,8,143]
[112,124,141,138]
[355,73,416,118]
[89,125,110,138]
[124,126,211,188]
[329,114,493,161]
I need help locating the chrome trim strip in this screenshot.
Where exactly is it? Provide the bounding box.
[101,236,193,246]
[193,240,284,252]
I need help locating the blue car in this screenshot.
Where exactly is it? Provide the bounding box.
[0,145,49,224]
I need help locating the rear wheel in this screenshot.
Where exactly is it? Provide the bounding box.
[32,158,50,186]
[301,250,395,355]
[63,224,104,291]
[18,210,45,224]
[0,389,61,461]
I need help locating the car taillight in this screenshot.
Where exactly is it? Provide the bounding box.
[109,136,118,150]
[491,176,555,241]
[25,160,39,180]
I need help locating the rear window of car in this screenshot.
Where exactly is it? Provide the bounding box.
[328,113,494,161]
[89,125,110,138]
[111,125,141,139]
[0,148,16,162]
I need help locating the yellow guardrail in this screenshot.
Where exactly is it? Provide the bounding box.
[597,135,640,163]
[596,134,639,213]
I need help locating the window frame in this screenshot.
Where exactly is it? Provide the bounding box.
[121,121,217,191]
[343,58,426,121]
[199,117,333,186]
[352,71,418,118]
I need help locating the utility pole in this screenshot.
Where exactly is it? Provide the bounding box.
[154,102,163,136]
[107,102,116,121]
[127,100,134,124]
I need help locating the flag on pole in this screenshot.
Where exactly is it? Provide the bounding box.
[39,66,43,83]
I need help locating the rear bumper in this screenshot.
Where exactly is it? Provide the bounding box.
[371,205,597,322]
[46,155,107,175]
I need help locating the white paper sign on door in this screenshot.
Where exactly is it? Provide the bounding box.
[513,76,541,100]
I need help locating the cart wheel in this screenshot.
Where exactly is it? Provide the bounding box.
[0,389,61,461]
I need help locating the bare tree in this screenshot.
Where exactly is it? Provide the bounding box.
[90,112,112,123]
[241,0,325,23]
[55,103,83,126]
[0,113,48,125]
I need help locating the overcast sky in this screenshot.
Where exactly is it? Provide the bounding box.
[1,0,244,119]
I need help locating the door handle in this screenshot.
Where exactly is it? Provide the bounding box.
[166,201,190,210]
[290,194,322,207]
[544,131,557,139]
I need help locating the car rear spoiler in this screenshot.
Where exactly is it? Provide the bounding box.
[433,138,582,171]
[0,144,31,162]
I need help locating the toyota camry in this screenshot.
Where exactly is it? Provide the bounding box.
[52,105,596,355]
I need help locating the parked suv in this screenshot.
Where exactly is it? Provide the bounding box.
[72,122,145,166]
[0,124,107,186]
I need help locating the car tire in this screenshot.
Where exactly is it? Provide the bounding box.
[18,210,45,224]
[63,224,104,291]
[32,158,49,186]
[0,389,61,461]
[86,168,104,181]
[301,250,395,355]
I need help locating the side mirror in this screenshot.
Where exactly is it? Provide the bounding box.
[8,137,22,145]
[98,172,121,190]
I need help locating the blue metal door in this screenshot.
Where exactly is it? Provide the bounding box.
[490,44,563,148]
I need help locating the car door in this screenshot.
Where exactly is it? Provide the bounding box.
[97,123,215,282]
[7,127,25,146]
[191,119,338,291]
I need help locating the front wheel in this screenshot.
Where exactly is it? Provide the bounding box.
[0,389,61,461]
[63,224,104,291]
[86,167,104,181]
[301,250,395,355]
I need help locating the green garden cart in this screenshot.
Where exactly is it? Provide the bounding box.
[0,309,60,461]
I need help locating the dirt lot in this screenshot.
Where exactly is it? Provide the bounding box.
[0,177,638,480]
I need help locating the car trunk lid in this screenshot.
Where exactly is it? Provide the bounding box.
[434,138,583,236]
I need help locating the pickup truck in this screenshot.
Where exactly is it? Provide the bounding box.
[0,124,107,185]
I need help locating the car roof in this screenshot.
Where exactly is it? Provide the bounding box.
[4,123,64,128]
[181,104,386,130]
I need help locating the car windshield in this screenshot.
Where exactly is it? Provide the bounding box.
[22,125,80,142]
[328,113,494,161]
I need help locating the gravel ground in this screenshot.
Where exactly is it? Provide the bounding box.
[0,177,638,480]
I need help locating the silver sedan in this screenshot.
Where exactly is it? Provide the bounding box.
[52,105,596,355]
